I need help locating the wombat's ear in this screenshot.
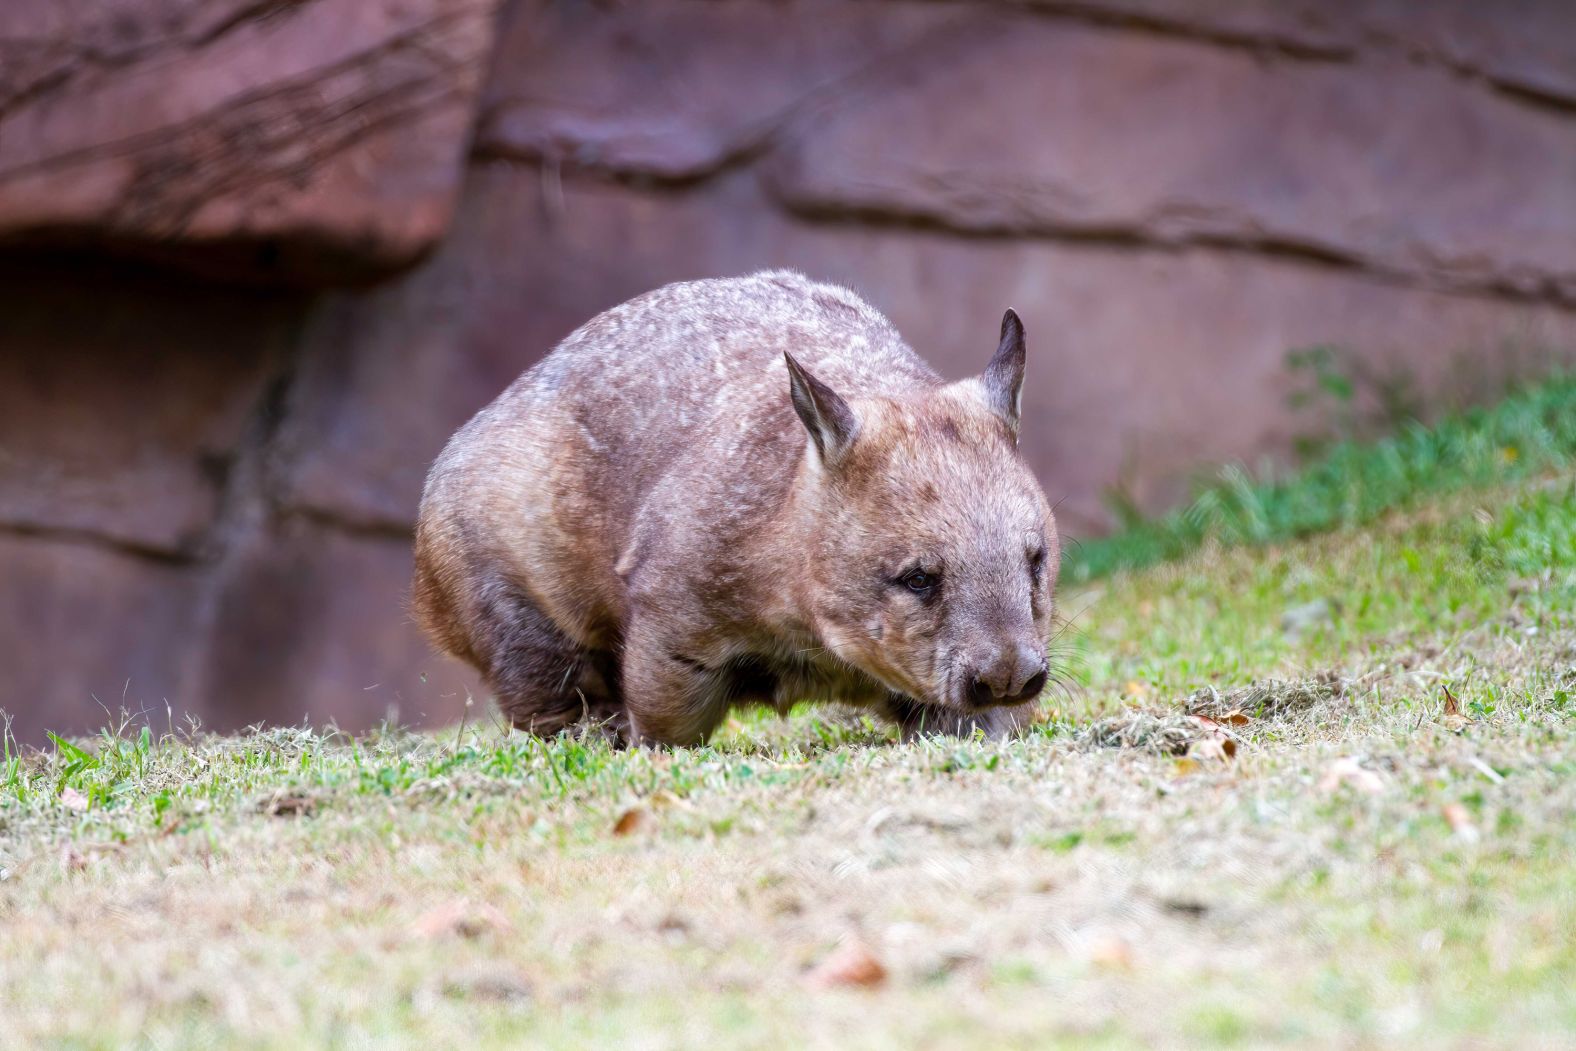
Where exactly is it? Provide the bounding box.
[785,352,858,465]
[982,308,1026,437]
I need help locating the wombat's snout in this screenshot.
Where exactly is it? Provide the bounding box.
[963,643,1049,707]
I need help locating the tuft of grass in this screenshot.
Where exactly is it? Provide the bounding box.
[1067,374,1576,581]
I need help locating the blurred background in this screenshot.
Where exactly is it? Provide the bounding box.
[3,0,1574,743]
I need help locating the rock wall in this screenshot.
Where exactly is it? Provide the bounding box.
[3,0,1575,742]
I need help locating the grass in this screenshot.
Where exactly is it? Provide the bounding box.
[3,405,1576,1047]
[1066,373,1576,581]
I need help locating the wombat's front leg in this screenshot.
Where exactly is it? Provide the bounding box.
[882,695,1033,742]
[620,618,732,747]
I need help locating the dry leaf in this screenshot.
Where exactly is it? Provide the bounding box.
[1171,757,1202,776]
[1125,681,1148,699]
[1318,757,1384,795]
[1219,709,1251,727]
[1441,803,1480,843]
[612,807,653,836]
[412,900,510,941]
[60,787,89,812]
[807,939,888,989]
[1185,718,1238,761]
[1440,685,1471,733]
[1188,736,1236,762]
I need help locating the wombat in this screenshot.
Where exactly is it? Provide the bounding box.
[413,271,1059,745]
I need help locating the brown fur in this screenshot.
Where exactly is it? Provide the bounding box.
[413,272,1059,745]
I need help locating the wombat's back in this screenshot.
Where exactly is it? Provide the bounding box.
[414,271,939,656]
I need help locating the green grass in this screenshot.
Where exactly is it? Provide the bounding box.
[1066,373,1576,581]
[3,388,1576,1048]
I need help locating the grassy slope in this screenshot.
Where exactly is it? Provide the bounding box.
[3,445,1576,1047]
[1066,374,1576,581]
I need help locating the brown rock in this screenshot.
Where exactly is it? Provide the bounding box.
[6,1,1576,746]
[475,0,960,178]
[0,534,201,743]
[0,255,300,555]
[1011,0,1358,57]
[0,0,501,284]
[1015,0,1576,105]
[0,514,476,743]
[276,166,1576,537]
[194,515,476,733]
[267,241,544,531]
[1363,0,1576,107]
[766,16,1576,301]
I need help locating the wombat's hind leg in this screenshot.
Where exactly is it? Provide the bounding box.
[478,585,623,738]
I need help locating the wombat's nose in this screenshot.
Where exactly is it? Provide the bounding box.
[967,645,1049,706]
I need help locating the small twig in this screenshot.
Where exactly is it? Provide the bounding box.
[1468,757,1505,784]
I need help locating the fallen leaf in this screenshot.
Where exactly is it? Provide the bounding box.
[1171,757,1202,776]
[1318,757,1384,795]
[1219,709,1251,727]
[1185,718,1238,761]
[1188,736,1236,761]
[1442,803,1480,843]
[1125,681,1148,699]
[1440,685,1471,733]
[612,807,653,836]
[60,787,89,812]
[412,899,511,941]
[807,939,887,989]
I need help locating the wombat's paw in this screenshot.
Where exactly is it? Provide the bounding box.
[582,709,634,750]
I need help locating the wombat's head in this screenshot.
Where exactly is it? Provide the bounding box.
[786,310,1058,715]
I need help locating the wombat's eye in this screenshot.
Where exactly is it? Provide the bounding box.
[1029,546,1047,580]
[901,568,939,594]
